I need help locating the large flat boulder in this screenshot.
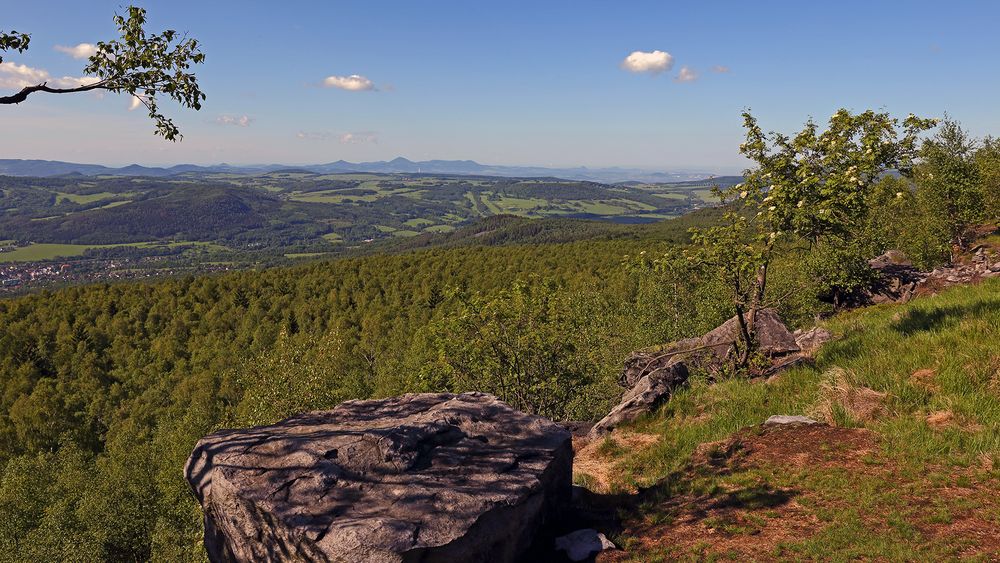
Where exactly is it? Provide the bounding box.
[185,392,572,563]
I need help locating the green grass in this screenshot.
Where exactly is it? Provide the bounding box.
[609,278,1000,558]
[390,229,421,237]
[283,252,331,259]
[53,191,120,204]
[424,225,455,233]
[0,244,113,262]
[653,192,689,201]
[691,188,720,202]
[89,200,132,211]
[0,241,225,263]
[620,278,1000,484]
[289,191,381,203]
[404,218,435,228]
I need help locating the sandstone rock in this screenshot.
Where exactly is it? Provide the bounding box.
[554,529,616,561]
[598,309,801,438]
[697,308,800,360]
[627,309,799,380]
[794,326,833,354]
[185,392,572,563]
[764,415,818,426]
[618,337,697,388]
[869,250,912,269]
[590,363,689,437]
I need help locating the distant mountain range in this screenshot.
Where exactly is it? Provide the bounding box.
[0,158,723,184]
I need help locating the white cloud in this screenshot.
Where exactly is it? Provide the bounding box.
[339,131,378,144]
[712,65,730,73]
[0,61,96,90]
[296,130,378,144]
[322,74,375,91]
[621,50,674,74]
[128,95,143,111]
[215,114,252,127]
[296,131,331,140]
[54,43,98,59]
[48,75,100,88]
[675,66,698,83]
[0,61,49,88]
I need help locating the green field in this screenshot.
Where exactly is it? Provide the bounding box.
[0,241,225,263]
[54,191,121,204]
[404,218,435,228]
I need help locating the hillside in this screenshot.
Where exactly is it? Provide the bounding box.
[577,277,1000,560]
[0,171,731,253]
[0,171,734,293]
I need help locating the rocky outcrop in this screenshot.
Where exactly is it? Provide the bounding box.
[793,327,833,354]
[697,308,801,361]
[185,392,572,563]
[620,309,800,385]
[594,309,804,437]
[590,362,689,437]
[864,248,1000,305]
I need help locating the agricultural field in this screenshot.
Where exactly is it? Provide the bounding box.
[0,241,225,263]
[0,170,737,264]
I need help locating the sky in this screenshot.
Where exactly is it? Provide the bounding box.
[2,1,999,173]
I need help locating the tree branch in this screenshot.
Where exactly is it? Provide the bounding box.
[0,80,107,105]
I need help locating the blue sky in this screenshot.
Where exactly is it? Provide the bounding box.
[2,1,999,172]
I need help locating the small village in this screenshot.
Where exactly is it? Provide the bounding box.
[0,256,234,293]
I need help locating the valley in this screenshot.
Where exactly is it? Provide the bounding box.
[0,171,734,292]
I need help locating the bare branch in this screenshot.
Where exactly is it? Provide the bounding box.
[0,80,108,105]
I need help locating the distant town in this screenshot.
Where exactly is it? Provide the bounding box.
[0,254,235,294]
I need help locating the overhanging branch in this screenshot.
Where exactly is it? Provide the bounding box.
[0,80,108,105]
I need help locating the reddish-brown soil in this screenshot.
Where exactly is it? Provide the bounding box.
[594,423,1000,561]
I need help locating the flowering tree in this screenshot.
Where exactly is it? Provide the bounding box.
[1,7,205,140]
[688,109,936,369]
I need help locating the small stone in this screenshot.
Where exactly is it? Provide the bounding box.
[764,415,818,426]
[554,529,616,561]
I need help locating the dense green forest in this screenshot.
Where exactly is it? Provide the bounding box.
[0,236,717,560]
[1,113,999,561]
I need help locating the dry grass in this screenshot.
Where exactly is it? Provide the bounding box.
[910,368,939,391]
[574,432,661,493]
[813,367,889,425]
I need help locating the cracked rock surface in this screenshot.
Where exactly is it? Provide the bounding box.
[185,392,572,563]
